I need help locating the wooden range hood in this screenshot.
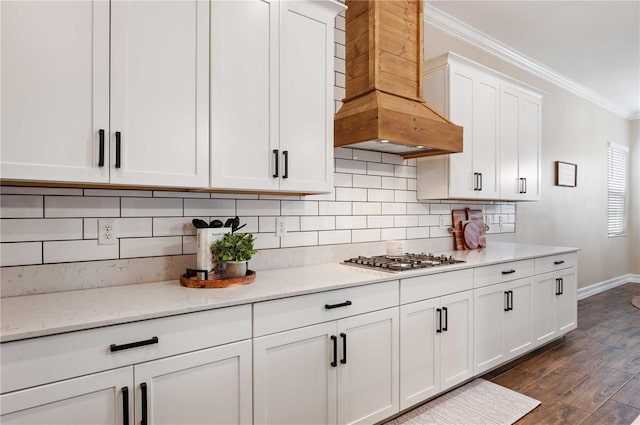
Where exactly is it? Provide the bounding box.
[334,0,462,158]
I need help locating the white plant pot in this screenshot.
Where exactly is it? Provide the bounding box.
[225,261,247,279]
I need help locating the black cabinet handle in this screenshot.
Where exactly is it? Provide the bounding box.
[555,278,561,296]
[523,177,527,194]
[442,307,448,331]
[98,129,105,167]
[518,177,524,194]
[122,386,129,425]
[554,260,565,265]
[473,173,479,191]
[502,269,516,275]
[325,300,352,310]
[504,291,510,311]
[436,308,442,333]
[141,383,148,425]
[330,335,337,367]
[283,150,289,179]
[560,278,564,295]
[509,290,514,311]
[115,131,122,169]
[273,149,279,178]
[478,173,483,191]
[110,336,158,352]
[340,332,347,364]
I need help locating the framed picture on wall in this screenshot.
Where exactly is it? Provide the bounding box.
[555,161,577,187]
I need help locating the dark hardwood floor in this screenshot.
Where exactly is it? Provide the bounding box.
[483,282,640,425]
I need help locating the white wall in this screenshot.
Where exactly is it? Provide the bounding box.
[424,24,635,288]
[631,119,640,274]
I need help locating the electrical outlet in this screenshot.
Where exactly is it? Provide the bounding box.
[98,219,117,245]
[276,217,287,238]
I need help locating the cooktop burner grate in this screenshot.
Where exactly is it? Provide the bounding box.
[343,253,465,272]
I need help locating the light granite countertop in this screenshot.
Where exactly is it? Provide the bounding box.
[0,242,578,343]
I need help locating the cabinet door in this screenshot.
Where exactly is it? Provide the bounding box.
[0,367,132,424]
[210,0,280,192]
[337,308,399,425]
[499,86,521,199]
[532,272,558,345]
[473,283,507,375]
[472,74,500,199]
[518,94,541,201]
[504,278,534,359]
[110,0,209,187]
[448,65,476,199]
[0,1,109,183]
[440,290,474,391]
[134,340,252,425]
[253,322,337,425]
[400,299,441,410]
[279,0,335,193]
[556,269,577,333]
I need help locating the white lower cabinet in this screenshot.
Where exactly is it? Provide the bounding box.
[399,289,474,410]
[254,308,399,425]
[533,268,578,345]
[473,277,534,375]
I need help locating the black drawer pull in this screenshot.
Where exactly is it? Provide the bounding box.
[325,300,352,310]
[442,306,448,331]
[436,308,442,333]
[273,149,279,178]
[283,150,289,179]
[554,260,565,265]
[502,269,516,275]
[509,290,514,311]
[115,131,122,169]
[141,382,148,425]
[110,336,158,352]
[122,386,129,425]
[340,332,347,364]
[330,335,337,367]
[555,278,561,296]
[98,129,105,167]
[504,291,510,311]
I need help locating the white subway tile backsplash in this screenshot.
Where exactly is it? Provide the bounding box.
[335,187,367,202]
[1,242,42,266]
[184,199,235,217]
[1,195,44,218]
[300,216,335,231]
[502,223,515,232]
[241,217,260,233]
[352,174,381,189]
[419,215,440,227]
[381,176,407,190]
[46,196,119,218]
[84,218,152,239]
[280,231,318,248]
[260,194,301,200]
[336,215,366,229]
[407,203,430,215]
[335,14,345,31]
[334,29,345,47]
[304,191,336,202]
[259,217,276,233]
[282,200,318,216]
[351,149,381,162]
[183,236,197,254]
[407,227,429,239]
[1,186,82,196]
[368,189,394,202]
[429,203,451,215]
[44,240,119,263]
[484,204,501,214]
[254,233,280,250]
[319,229,351,245]
[120,236,182,258]
[0,218,82,242]
[394,165,417,178]
[334,86,345,101]
[352,202,381,215]
[382,203,406,215]
[153,217,198,236]
[334,173,353,187]
[352,228,380,243]
[406,159,417,166]
[368,163,395,177]
[335,71,345,88]
[394,215,418,227]
[153,190,210,198]
[501,204,516,214]
[282,216,300,232]
[367,215,394,228]
[237,200,280,216]
[121,197,181,217]
[407,178,417,191]
[429,227,450,238]
[335,159,366,174]
[394,190,418,203]
[211,193,259,199]
[85,189,152,197]
[319,201,351,216]
[381,227,406,241]
[334,147,352,160]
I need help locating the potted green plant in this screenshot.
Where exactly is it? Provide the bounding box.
[211,233,257,278]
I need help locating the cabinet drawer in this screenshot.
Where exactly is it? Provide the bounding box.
[400,269,473,304]
[1,305,251,394]
[535,252,577,275]
[474,259,535,288]
[253,281,399,337]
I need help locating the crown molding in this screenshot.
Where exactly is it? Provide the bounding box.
[425,3,638,121]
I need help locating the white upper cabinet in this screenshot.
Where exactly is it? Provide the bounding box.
[418,52,543,201]
[110,0,209,187]
[0,1,110,183]
[211,0,343,193]
[1,0,209,187]
[500,84,542,200]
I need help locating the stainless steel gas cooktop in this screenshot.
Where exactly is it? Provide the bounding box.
[343,253,465,273]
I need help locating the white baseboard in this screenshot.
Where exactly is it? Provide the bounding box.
[577,274,640,300]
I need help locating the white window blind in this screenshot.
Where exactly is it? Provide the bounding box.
[607,142,629,237]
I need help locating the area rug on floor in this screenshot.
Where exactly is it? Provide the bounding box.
[385,379,540,425]
[632,296,640,310]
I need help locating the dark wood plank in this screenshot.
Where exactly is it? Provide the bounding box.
[515,401,590,425]
[611,373,640,409]
[491,367,542,392]
[558,366,633,412]
[519,366,587,403]
[562,342,628,374]
[607,341,640,374]
[580,400,640,425]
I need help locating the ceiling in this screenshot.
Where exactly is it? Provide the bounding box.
[425,1,640,120]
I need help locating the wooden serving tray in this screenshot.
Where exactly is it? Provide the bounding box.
[180,270,256,288]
